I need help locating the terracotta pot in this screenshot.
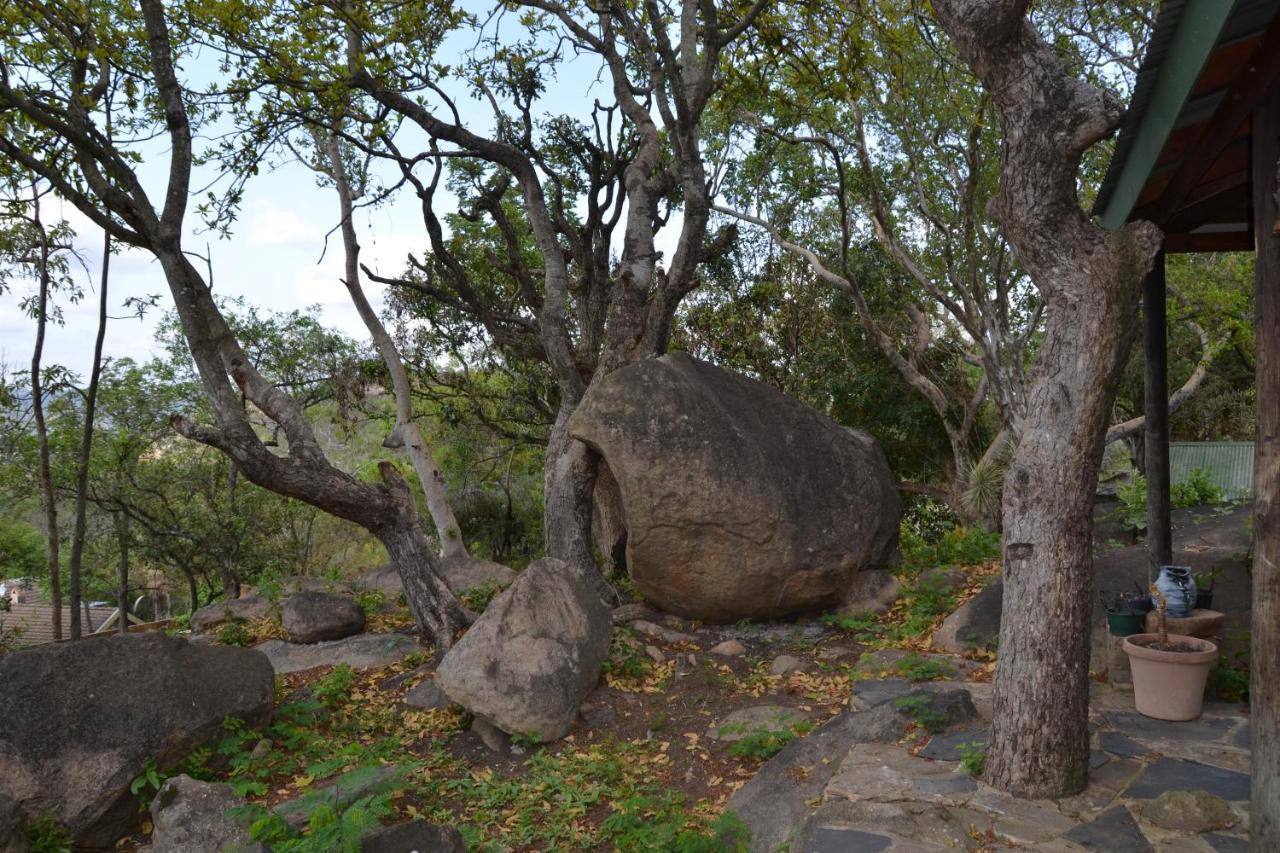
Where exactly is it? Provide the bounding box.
[1122,633,1217,721]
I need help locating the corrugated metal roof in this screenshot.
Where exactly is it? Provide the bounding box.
[0,603,120,648]
[1170,441,1255,498]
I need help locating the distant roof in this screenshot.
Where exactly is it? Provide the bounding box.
[1171,441,1255,499]
[1094,0,1280,252]
[2,602,120,648]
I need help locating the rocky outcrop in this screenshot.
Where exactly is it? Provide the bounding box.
[360,821,466,853]
[254,633,419,674]
[931,579,1003,653]
[148,776,265,853]
[355,557,516,596]
[435,558,610,741]
[282,592,365,644]
[568,353,900,622]
[190,595,271,633]
[0,633,273,848]
[0,794,25,853]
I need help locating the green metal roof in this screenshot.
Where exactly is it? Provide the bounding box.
[1170,441,1255,498]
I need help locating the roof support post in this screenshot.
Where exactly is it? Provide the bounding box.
[1144,248,1172,575]
[1250,77,1280,851]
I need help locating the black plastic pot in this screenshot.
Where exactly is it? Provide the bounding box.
[1195,589,1214,610]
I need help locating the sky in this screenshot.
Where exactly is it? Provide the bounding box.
[0,11,679,381]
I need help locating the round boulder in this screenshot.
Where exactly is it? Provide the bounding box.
[568,353,900,621]
[282,592,365,644]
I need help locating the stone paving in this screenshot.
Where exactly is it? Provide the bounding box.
[730,673,1252,852]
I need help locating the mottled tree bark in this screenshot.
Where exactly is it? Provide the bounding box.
[931,0,1162,797]
[1250,81,1280,853]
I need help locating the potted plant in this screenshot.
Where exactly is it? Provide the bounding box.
[1123,587,1218,720]
[1102,591,1144,636]
[1193,568,1221,610]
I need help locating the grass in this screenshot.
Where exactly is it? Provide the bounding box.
[893,694,949,733]
[957,741,987,776]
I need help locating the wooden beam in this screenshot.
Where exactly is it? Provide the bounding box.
[1164,231,1253,253]
[1250,78,1280,850]
[1147,14,1280,225]
[1144,250,1172,573]
[1097,0,1237,229]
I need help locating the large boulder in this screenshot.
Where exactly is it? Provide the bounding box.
[0,794,25,853]
[435,558,610,741]
[931,578,1003,653]
[568,353,900,621]
[190,594,271,633]
[0,633,273,848]
[148,775,265,853]
[282,591,366,644]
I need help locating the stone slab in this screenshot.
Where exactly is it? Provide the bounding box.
[918,729,986,762]
[255,633,419,674]
[1204,833,1249,853]
[1098,731,1149,758]
[1104,711,1238,744]
[1124,758,1250,802]
[825,744,977,807]
[1062,805,1153,852]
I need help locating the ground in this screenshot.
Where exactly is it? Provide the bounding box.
[116,503,1253,851]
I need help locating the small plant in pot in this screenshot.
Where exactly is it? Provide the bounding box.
[1102,591,1144,637]
[1123,586,1218,721]
[1193,568,1221,610]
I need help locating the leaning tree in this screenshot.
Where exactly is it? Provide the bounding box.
[0,0,469,645]
[929,0,1163,796]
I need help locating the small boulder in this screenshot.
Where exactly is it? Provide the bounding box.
[709,705,809,742]
[360,821,466,853]
[256,632,418,675]
[768,654,806,677]
[709,639,747,657]
[1142,789,1237,833]
[149,775,265,853]
[849,688,978,743]
[568,354,900,622]
[437,554,517,592]
[354,558,516,599]
[282,591,365,644]
[838,569,901,616]
[190,595,271,633]
[632,619,697,646]
[0,634,273,848]
[435,558,611,742]
[404,679,451,711]
[932,578,1003,653]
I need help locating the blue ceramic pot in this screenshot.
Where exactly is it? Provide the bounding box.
[1155,565,1197,618]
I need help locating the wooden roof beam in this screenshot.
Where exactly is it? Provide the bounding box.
[1145,13,1280,226]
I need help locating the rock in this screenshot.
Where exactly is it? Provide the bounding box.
[0,794,25,853]
[709,639,747,657]
[354,564,404,596]
[274,766,403,830]
[282,591,366,644]
[255,633,419,674]
[471,717,510,753]
[360,820,466,853]
[0,633,273,849]
[632,619,697,646]
[1125,759,1250,802]
[768,654,805,677]
[435,558,611,742]
[931,578,1003,652]
[849,688,978,743]
[1142,790,1237,833]
[1063,804,1153,852]
[190,595,271,632]
[611,602,662,625]
[838,569,901,616]
[354,559,515,599]
[567,353,900,622]
[404,679,451,711]
[816,644,858,661]
[919,567,968,592]
[709,705,808,741]
[824,743,978,807]
[280,576,348,596]
[644,645,666,664]
[437,554,517,592]
[148,775,265,853]
[1143,608,1226,639]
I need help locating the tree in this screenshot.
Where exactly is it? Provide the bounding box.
[0,0,468,646]
[929,0,1162,796]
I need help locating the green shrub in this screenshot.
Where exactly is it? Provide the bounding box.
[313,664,356,708]
[24,815,71,853]
[218,620,252,647]
[352,589,387,615]
[459,579,503,613]
[0,517,48,578]
[893,653,954,683]
[957,741,987,776]
[1120,467,1225,532]
[900,524,1000,573]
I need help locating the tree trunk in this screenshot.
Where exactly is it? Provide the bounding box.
[28,184,61,642]
[320,130,471,561]
[1250,81,1280,852]
[67,227,111,640]
[115,512,130,634]
[544,408,611,603]
[930,0,1163,798]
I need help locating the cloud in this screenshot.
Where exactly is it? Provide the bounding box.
[245,198,315,247]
